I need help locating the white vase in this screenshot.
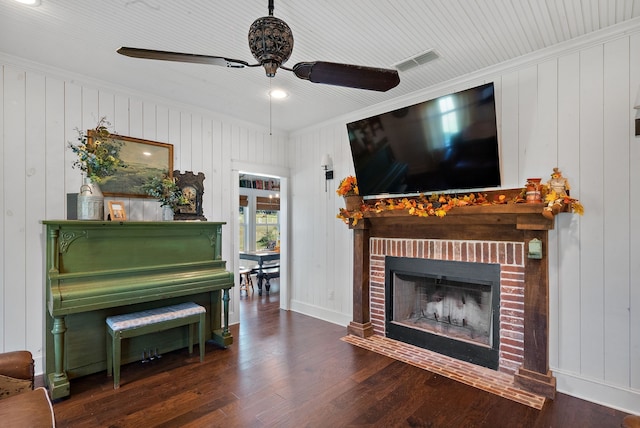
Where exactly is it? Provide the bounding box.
[162,205,174,221]
[77,177,104,220]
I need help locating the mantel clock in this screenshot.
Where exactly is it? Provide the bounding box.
[173,170,207,221]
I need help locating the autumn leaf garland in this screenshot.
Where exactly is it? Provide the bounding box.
[336,189,584,226]
[336,193,483,225]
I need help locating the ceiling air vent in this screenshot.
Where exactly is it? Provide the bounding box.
[393,49,439,72]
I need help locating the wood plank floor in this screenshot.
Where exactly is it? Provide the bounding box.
[52,283,631,427]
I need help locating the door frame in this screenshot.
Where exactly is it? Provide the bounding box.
[231,161,290,312]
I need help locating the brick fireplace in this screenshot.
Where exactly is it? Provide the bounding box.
[370,238,525,374]
[346,203,558,399]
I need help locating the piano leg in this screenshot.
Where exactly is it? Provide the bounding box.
[48,316,70,399]
[211,288,233,348]
[222,288,231,338]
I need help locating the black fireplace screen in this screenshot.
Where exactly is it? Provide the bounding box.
[385,256,500,369]
[393,273,493,347]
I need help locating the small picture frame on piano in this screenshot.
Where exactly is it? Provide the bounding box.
[108,201,127,221]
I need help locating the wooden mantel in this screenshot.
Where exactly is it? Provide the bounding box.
[347,202,558,399]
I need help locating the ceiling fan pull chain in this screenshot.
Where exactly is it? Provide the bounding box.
[269,79,273,136]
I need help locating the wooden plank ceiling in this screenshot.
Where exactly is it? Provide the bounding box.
[0,0,638,131]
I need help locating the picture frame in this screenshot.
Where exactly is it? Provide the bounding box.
[89,131,174,198]
[108,201,127,221]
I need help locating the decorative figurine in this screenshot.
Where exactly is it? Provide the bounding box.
[543,168,571,219]
[548,167,570,197]
[525,178,542,203]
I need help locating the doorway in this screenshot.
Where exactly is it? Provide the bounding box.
[239,173,282,298]
[231,166,289,325]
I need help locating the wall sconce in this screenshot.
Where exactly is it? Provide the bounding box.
[321,154,333,192]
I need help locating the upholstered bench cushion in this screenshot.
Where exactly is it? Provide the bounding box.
[106,302,205,332]
[0,387,55,427]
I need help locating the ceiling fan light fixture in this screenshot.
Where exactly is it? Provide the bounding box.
[117,0,400,93]
[269,89,288,99]
[14,0,41,6]
[248,15,294,76]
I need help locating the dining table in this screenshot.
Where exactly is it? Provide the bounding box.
[239,251,280,295]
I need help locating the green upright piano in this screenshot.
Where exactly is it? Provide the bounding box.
[42,220,234,399]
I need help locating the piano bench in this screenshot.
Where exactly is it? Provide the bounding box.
[106,302,206,389]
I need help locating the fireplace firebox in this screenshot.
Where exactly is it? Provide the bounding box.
[385,256,501,369]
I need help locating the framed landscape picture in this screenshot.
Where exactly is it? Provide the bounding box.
[90,132,174,198]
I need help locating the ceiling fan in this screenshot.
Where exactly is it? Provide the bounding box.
[117,0,400,92]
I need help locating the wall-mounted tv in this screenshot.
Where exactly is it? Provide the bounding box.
[346,82,501,198]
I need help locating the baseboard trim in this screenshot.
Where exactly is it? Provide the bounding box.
[33,355,44,380]
[554,369,640,414]
[289,300,351,327]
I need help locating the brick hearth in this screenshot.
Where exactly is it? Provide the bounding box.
[341,334,545,409]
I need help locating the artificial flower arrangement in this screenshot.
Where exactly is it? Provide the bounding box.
[336,175,359,197]
[68,117,126,183]
[142,175,189,208]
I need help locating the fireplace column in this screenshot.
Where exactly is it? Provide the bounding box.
[514,231,557,399]
[347,220,374,337]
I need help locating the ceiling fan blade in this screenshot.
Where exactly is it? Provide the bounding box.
[117,47,251,68]
[291,61,400,92]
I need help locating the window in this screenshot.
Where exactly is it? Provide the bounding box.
[239,176,280,252]
[255,210,279,250]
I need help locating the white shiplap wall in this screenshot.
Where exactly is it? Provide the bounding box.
[288,28,640,413]
[0,60,289,374]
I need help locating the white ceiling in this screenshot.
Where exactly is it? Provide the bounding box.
[1,0,639,132]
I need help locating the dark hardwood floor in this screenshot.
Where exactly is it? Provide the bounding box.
[52,282,630,427]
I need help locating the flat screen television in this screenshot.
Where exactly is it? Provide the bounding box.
[346,82,501,198]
